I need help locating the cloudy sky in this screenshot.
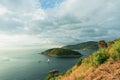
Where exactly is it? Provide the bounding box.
[0,0,120,49]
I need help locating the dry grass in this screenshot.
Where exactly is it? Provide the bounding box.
[59,63,94,80]
[85,60,120,80]
[58,60,120,80]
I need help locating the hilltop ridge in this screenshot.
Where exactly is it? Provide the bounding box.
[62,41,98,50]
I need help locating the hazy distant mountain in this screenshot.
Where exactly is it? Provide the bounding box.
[62,41,98,50]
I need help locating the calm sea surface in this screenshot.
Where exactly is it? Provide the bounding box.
[0,49,95,80]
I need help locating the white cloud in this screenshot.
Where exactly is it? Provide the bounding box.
[0,34,57,50]
[0,0,120,49]
[0,6,8,15]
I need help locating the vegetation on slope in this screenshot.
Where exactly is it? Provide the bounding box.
[54,39,120,80]
[42,48,82,57]
[62,41,98,50]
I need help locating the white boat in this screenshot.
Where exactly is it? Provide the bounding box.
[47,59,50,63]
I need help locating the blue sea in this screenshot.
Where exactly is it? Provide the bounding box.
[0,49,95,80]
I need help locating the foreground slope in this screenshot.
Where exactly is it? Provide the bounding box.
[85,60,120,80]
[55,39,120,80]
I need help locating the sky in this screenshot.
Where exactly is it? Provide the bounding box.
[0,0,120,50]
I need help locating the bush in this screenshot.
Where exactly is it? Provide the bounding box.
[111,41,120,61]
[112,53,120,61]
[82,57,92,65]
[91,49,109,66]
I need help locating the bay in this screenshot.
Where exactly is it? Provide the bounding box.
[0,49,95,80]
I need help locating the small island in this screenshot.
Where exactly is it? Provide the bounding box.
[42,48,82,58]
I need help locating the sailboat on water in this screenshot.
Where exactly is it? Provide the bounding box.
[47,59,50,63]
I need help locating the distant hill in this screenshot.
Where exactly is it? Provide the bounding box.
[42,48,82,57]
[62,41,98,50]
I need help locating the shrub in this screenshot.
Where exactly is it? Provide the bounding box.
[83,58,89,63]
[91,49,109,66]
[112,53,120,61]
[111,41,120,61]
[82,57,92,65]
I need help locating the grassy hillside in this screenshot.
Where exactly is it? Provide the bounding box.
[52,39,120,80]
[42,48,82,57]
[62,41,98,50]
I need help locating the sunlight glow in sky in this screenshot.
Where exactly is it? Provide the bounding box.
[0,7,7,15]
[0,0,120,49]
